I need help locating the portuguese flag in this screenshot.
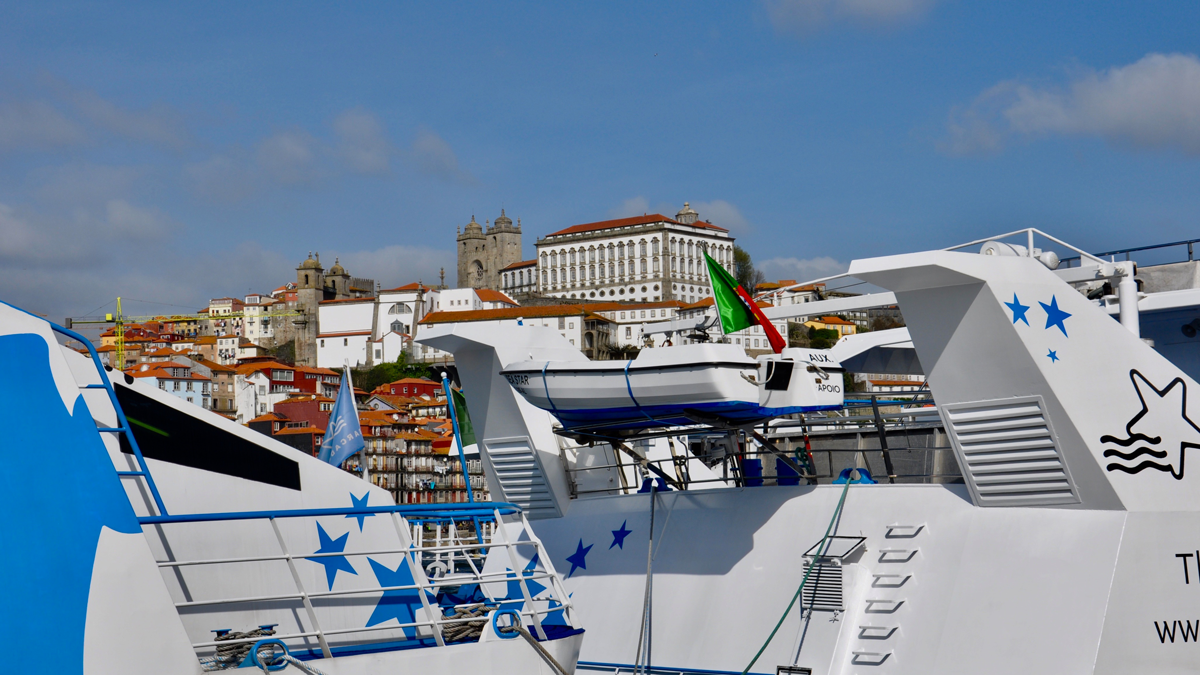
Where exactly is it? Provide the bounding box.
[704,252,787,353]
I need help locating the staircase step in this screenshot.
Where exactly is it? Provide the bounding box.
[864,599,904,614]
[871,574,910,588]
[878,549,918,563]
[851,651,892,666]
[885,524,924,539]
[858,625,898,640]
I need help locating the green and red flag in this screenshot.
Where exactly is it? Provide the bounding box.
[704,252,787,353]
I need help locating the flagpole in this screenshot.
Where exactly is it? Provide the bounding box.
[441,371,475,503]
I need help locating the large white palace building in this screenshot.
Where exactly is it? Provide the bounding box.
[523,203,736,304]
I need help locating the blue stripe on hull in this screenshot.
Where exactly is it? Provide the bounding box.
[545,400,840,431]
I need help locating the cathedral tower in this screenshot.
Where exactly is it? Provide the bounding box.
[456,210,522,290]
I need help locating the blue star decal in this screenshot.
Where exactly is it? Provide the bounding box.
[565,539,592,578]
[365,557,434,637]
[1004,293,1030,326]
[1047,349,1059,363]
[307,523,357,590]
[501,555,548,610]
[346,492,374,532]
[1040,296,1072,337]
[610,520,632,550]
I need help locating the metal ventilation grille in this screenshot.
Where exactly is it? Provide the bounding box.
[481,436,561,518]
[801,562,843,612]
[942,396,1080,507]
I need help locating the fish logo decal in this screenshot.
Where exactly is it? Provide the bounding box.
[1102,370,1200,479]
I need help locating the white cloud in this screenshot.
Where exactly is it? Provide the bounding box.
[334,108,393,174]
[690,199,751,232]
[766,0,937,34]
[183,152,259,204]
[0,100,87,150]
[410,128,476,185]
[0,202,100,267]
[41,75,191,150]
[608,196,651,218]
[31,163,142,206]
[943,53,1200,156]
[333,245,456,289]
[759,255,848,282]
[105,199,176,240]
[256,130,323,185]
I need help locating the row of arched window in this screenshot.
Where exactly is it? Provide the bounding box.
[536,237,733,289]
[501,268,534,289]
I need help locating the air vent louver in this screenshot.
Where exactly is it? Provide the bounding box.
[801,562,844,612]
[942,396,1080,507]
[481,436,561,518]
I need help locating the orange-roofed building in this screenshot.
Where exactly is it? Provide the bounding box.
[804,315,858,337]
[531,201,735,305]
[125,361,212,409]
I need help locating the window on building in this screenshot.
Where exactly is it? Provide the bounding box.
[625,327,632,338]
[618,262,625,277]
[542,270,548,285]
[640,259,647,274]
[558,317,565,330]
[541,253,548,267]
[618,242,624,258]
[650,310,656,318]
[653,258,660,273]
[551,269,557,284]
[186,381,193,391]
[570,250,577,264]
[550,252,557,266]
[590,265,596,280]
[599,264,605,279]
[652,239,659,255]
[640,311,646,318]
[589,248,596,263]
[343,338,348,346]
[570,268,576,282]
[158,381,165,390]
[569,322,574,329]
[320,339,325,347]
[598,246,605,261]
[640,241,647,256]
[172,381,180,391]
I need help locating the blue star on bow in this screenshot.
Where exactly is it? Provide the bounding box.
[307,522,357,590]
[1040,296,1072,337]
[611,520,632,550]
[565,539,592,578]
[1047,349,1059,363]
[365,557,435,637]
[346,492,374,532]
[501,555,548,610]
[1004,293,1030,326]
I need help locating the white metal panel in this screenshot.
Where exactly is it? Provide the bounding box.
[483,435,562,518]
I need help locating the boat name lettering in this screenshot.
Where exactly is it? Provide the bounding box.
[808,353,834,363]
[505,374,530,386]
[817,382,841,394]
[1176,551,1200,584]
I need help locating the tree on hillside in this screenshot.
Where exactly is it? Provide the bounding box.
[352,351,435,394]
[733,245,766,291]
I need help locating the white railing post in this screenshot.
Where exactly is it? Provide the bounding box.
[390,512,446,647]
[521,511,576,626]
[492,509,547,640]
[269,518,332,658]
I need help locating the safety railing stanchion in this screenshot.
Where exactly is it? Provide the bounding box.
[521,511,576,625]
[492,508,547,640]
[390,512,446,647]
[269,517,332,658]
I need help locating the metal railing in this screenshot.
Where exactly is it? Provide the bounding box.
[1060,237,1200,268]
[142,503,575,664]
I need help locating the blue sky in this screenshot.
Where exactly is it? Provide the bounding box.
[2,1,1199,320]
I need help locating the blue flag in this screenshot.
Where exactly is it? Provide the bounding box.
[317,366,364,467]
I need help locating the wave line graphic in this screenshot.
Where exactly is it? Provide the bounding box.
[1103,446,1168,461]
[1105,460,1182,479]
[1099,432,1161,447]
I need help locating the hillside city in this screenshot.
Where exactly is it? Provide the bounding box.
[81,202,910,505]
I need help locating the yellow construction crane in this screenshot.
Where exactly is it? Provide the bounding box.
[69,297,303,370]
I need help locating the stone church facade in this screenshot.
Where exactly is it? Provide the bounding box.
[456,210,523,290]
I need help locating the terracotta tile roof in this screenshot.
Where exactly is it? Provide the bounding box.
[194,336,218,345]
[583,300,687,312]
[190,357,236,373]
[278,394,335,405]
[474,289,517,305]
[234,361,295,376]
[380,282,434,293]
[543,213,729,238]
[248,412,288,423]
[420,305,611,325]
[389,377,440,386]
[810,316,855,325]
[274,426,324,436]
[680,297,774,311]
[500,259,538,271]
[294,365,339,376]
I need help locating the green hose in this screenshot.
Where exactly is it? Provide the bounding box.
[741,477,854,674]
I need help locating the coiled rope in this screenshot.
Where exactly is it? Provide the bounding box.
[741,475,854,674]
[199,626,277,671]
[443,603,498,642]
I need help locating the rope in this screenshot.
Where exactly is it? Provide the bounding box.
[499,623,571,675]
[442,603,498,642]
[740,476,854,675]
[199,627,276,671]
[252,641,330,675]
